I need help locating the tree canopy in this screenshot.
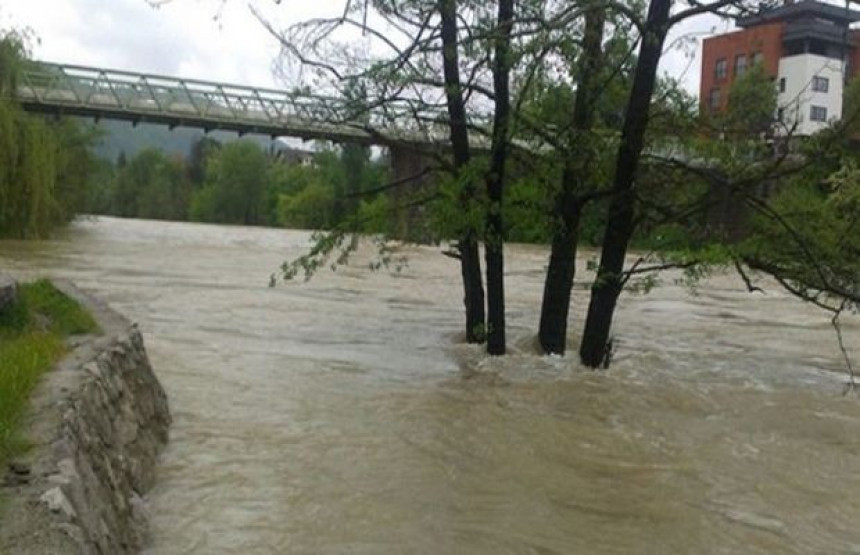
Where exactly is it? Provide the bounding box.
[0,31,99,238]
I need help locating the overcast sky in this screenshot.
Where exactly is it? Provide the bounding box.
[0,1,733,98]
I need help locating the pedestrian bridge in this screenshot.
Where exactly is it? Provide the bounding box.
[16,61,459,147]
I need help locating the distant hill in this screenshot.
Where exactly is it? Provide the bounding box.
[85,119,278,162]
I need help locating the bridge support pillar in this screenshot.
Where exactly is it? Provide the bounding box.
[389,145,437,243]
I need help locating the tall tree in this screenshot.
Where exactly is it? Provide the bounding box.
[579,0,672,368]
[187,135,221,186]
[0,31,79,238]
[440,0,486,344]
[340,78,372,222]
[484,0,514,354]
[538,5,606,355]
[191,141,268,225]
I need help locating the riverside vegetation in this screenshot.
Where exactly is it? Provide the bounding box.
[0,30,393,237]
[90,140,393,234]
[0,279,98,467]
[0,32,101,239]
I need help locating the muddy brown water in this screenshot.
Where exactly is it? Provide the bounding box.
[1,216,858,554]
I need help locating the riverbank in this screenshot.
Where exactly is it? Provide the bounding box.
[0,279,98,466]
[0,279,171,553]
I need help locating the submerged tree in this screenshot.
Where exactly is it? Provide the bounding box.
[260,0,528,346]
[576,0,772,368]
[538,5,607,355]
[263,0,636,353]
[439,0,486,344]
[259,0,858,371]
[483,0,514,354]
[578,0,674,367]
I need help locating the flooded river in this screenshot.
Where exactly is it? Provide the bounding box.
[1,216,859,554]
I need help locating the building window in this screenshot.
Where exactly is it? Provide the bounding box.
[715,58,728,80]
[752,51,764,66]
[735,54,747,76]
[812,76,829,93]
[709,88,721,110]
[777,107,785,122]
[779,77,786,93]
[810,105,828,122]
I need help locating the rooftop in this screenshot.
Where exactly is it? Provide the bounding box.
[737,0,860,28]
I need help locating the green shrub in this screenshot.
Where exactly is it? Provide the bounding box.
[357,195,391,234]
[0,333,63,459]
[19,280,98,336]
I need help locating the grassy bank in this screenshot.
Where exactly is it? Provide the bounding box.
[0,280,98,465]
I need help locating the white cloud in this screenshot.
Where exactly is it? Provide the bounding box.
[1,0,330,87]
[2,0,733,98]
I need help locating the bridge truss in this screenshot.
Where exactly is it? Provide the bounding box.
[15,62,454,146]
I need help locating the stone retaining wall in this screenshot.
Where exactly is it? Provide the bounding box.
[0,282,171,554]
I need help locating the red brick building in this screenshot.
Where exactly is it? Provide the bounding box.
[700,0,860,134]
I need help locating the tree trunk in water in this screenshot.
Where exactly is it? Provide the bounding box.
[484,0,514,355]
[440,0,485,343]
[539,184,582,354]
[538,8,605,355]
[459,233,484,342]
[579,0,671,368]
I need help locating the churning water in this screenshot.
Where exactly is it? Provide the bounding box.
[1,216,858,554]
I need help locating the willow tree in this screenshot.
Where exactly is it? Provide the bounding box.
[0,33,59,239]
[0,30,102,238]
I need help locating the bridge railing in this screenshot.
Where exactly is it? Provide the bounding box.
[15,62,474,144]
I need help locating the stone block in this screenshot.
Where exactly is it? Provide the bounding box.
[40,487,77,520]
